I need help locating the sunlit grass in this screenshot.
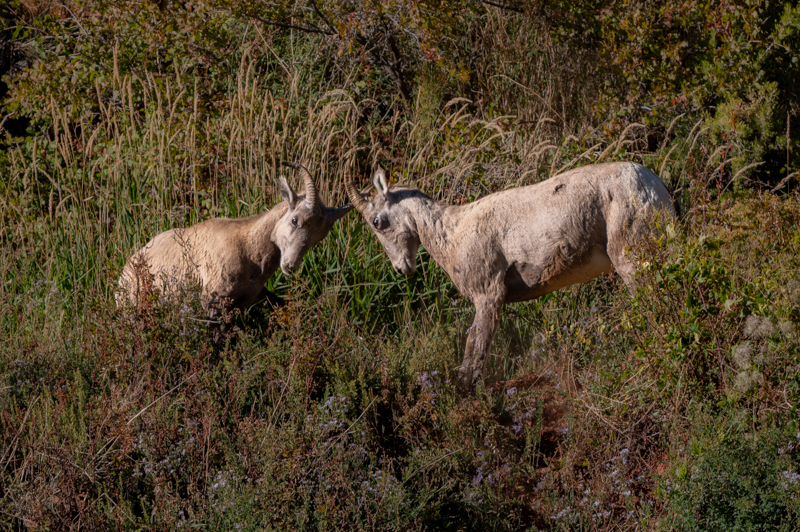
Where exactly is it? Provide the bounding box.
[1,15,800,531]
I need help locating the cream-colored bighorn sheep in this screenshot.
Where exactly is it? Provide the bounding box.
[118,162,351,320]
[346,162,675,388]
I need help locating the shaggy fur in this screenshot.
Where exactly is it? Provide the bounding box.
[347,162,675,389]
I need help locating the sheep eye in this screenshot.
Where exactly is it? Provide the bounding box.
[291,217,298,226]
[373,217,380,228]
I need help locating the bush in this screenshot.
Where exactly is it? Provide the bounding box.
[663,422,800,532]
[1,0,800,529]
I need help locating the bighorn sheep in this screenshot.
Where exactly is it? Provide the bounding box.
[118,162,351,320]
[346,162,675,389]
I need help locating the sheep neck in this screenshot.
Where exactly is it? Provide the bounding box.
[401,195,461,275]
[246,202,288,272]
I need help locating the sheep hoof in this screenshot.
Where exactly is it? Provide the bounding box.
[456,364,478,393]
[209,322,227,346]
[470,368,483,389]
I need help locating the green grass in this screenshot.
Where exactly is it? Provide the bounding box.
[2,3,800,530]
[4,180,798,530]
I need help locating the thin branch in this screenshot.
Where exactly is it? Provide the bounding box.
[353,31,411,102]
[403,448,464,484]
[480,0,524,13]
[250,15,334,35]
[0,111,17,137]
[309,0,338,36]
[59,3,89,36]
[127,374,196,426]
[720,161,765,194]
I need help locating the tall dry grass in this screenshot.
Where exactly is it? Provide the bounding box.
[1,10,799,530]
[1,41,608,301]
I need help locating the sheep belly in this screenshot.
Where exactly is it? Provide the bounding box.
[504,245,612,303]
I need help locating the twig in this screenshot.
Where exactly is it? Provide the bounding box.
[127,374,196,425]
[0,396,39,478]
[613,123,646,156]
[306,395,380,468]
[36,450,96,483]
[403,448,464,484]
[660,113,686,150]
[582,404,623,434]
[263,356,298,444]
[60,4,88,36]
[480,0,524,13]
[0,111,17,136]
[251,15,333,35]
[309,0,337,35]
[659,143,679,183]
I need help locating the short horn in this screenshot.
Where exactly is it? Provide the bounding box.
[345,173,369,213]
[282,161,316,207]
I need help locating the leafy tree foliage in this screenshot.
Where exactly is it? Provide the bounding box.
[213,0,490,101]
[1,0,800,181]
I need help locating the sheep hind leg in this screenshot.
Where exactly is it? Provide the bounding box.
[606,225,643,291]
[607,248,638,290]
[606,204,672,290]
[458,299,503,391]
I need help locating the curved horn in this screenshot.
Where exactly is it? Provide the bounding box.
[345,172,369,213]
[282,161,317,207]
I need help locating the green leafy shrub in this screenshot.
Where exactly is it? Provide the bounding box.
[663,422,800,532]
[2,0,800,529]
[627,227,767,401]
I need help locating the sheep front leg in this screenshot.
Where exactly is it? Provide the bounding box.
[458,298,503,390]
[202,290,224,322]
[202,289,227,344]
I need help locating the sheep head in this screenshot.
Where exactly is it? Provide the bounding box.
[346,167,420,275]
[276,162,352,274]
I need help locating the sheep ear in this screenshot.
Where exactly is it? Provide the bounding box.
[278,176,297,208]
[372,167,389,199]
[327,204,353,222]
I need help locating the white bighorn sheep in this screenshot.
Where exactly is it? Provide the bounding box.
[118,162,351,320]
[346,162,675,389]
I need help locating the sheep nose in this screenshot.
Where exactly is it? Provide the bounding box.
[394,264,403,274]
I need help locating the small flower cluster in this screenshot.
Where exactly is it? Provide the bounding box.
[416,370,439,391]
[320,395,351,415]
[509,404,537,435]
[781,470,800,490]
[550,505,574,520]
[355,462,407,511]
[168,205,191,221]
[209,469,241,512]
[315,396,351,433]
[602,448,635,496]
[132,425,196,479]
[555,448,645,525]
[471,463,511,487]
[361,467,402,496]
[25,280,63,311]
[528,333,549,359]
[416,370,443,403]
[210,469,239,492]
[778,432,800,455]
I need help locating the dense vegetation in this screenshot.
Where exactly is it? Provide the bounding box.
[1,0,800,530]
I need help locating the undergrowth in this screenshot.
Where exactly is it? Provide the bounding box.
[2,1,800,530]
